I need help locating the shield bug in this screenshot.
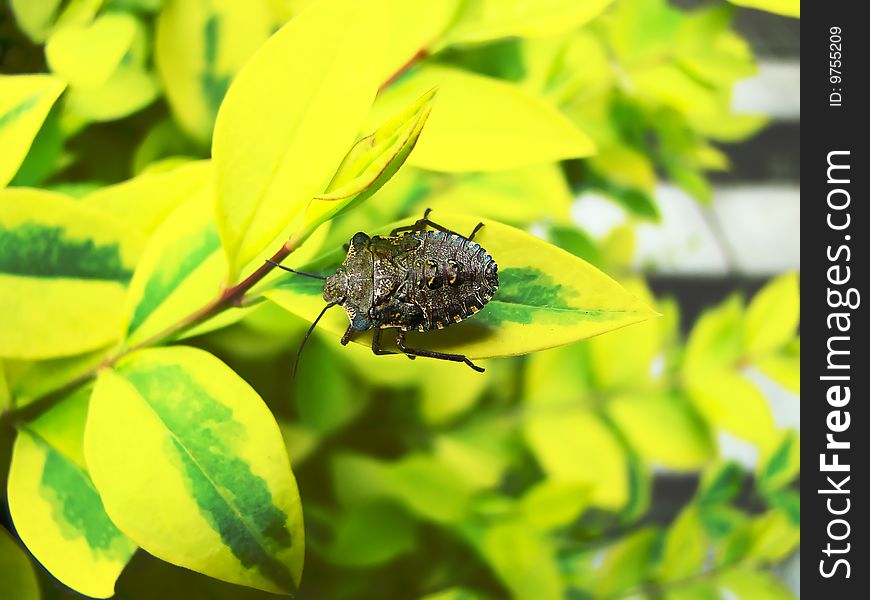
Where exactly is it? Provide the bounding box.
[269,209,499,374]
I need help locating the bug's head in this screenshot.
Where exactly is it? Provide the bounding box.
[323,268,347,305]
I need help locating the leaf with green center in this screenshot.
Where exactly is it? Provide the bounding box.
[213,0,387,282]
[0,188,143,359]
[264,212,656,360]
[7,388,137,598]
[593,527,661,598]
[367,66,595,172]
[0,527,40,600]
[0,74,66,187]
[301,88,438,234]
[154,0,275,143]
[756,429,800,494]
[84,346,304,594]
[120,171,330,346]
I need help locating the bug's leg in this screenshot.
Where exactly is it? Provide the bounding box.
[395,331,484,372]
[341,325,354,346]
[370,328,415,358]
[467,222,485,241]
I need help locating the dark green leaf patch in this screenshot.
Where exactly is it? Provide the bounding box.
[201,15,231,121]
[123,364,297,591]
[128,224,220,334]
[0,92,42,130]
[0,222,132,282]
[29,430,134,561]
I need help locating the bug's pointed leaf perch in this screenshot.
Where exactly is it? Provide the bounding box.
[263,213,658,360]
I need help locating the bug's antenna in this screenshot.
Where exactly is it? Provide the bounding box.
[292,300,339,379]
[266,259,327,280]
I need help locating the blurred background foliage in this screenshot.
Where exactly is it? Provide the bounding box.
[2,0,799,598]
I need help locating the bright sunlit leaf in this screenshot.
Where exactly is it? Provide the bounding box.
[0,188,142,359]
[8,388,137,598]
[445,0,614,45]
[0,74,66,188]
[84,346,305,594]
[525,408,628,509]
[369,66,595,171]
[213,0,387,282]
[265,213,656,360]
[46,12,138,89]
[744,272,800,359]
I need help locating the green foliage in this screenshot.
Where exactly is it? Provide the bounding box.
[0,0,798,598]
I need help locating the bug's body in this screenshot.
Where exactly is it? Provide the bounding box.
[270,211,496,372]
[324,229,499,335]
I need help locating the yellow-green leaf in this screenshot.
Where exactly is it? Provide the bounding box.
[594,527,660,598]
[757,430,800,493]
[685,369,776,447]
[84,160,213,237]
[756,352,800,394]
[121,171,330,346]
[4,347,109,408]
[0,527,40,600]
[155,0,274,143]
[414,163,575,226]
[0,188,142,359]
[586,279,662,390]
[46,13,138,89]
[8,0,64,42]
[0,74,66,188]
[368,66,595,172]
[718,566,796,600]
[659,505,707,582]
[213,0,387,282]
[744,272,799,359]
[265,213,656,360]
[727,0,799,18]
[332,453,475,523]
[445,0,614,45]
[84,346,304,594]
[525,407,628,509]
[64,66,159,122]
[303,88,438,233]
[476,521,563,600]
[8,389,137,598]
[607,392,714,470]
[519,481,590,531]
[683,294,743,376]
